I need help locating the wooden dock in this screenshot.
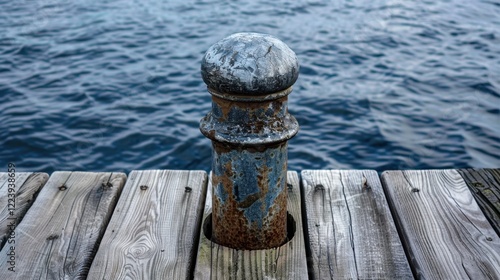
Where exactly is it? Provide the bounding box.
[0,169,499,279]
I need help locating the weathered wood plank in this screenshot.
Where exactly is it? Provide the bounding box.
[0,172,48,250]
[382,170,500,279]
[0,171,126,278]
[458,168,500,236]
[88,170,208,280]
[193,171,308,279]
[302,170,412,280]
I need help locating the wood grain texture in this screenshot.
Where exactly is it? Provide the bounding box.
[0,172,48,249]
[193,171,308,279]
[458,168,500,236]
[0,171,126,279]
[302,170,412,280]
[382,170,500,279]
[88,170,208,280]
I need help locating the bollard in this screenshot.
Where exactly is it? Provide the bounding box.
[200,33,299,250]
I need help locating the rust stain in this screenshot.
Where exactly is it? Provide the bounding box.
[213,141,232,154]
[212,95,232,120]
[265,189,287,247]
[213,95,287,120]
[207,129,216,139]
[212,152,288,249]
[237,192,262,208]
[257,164,270,214]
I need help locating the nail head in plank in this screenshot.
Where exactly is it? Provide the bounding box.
[302,170,412,280]
[0,172,48,250]
[0,171,126,279]
[87,170,208,280]
[382,169,500,279]
[193,171,308,279]
[458,168,500,236]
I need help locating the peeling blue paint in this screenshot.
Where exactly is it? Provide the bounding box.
[212,143,287,229]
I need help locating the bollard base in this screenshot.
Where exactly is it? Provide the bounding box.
[203,212,296,250]
[211,141,290,250]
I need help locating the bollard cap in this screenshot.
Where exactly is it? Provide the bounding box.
[201,33,299,95]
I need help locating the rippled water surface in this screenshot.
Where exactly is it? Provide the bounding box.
[1,0,499,173]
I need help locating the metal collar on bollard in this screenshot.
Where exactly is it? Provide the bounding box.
[200,33,299,250]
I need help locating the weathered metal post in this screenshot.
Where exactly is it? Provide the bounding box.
[200,33,299,250]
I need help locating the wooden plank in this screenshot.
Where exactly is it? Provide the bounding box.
[302,170,412,280]
[382,170,500,279]
[0,172,48,250]
[193,171,308,279]
[458,168,500,235]
[88,170,208,280]
[0,171,126,278]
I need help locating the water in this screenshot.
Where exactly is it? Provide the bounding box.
[1,0,499,174]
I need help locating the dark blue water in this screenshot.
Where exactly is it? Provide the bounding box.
[1,0,499,174]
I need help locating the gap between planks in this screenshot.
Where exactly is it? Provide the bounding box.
[458,168,500,236]
[0,172,48,250]
[0,171,126,279]
[301,170,412,280]
[382,169,500,279]
[88,170,208,280]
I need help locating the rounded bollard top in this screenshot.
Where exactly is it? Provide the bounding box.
[201,33,299,95]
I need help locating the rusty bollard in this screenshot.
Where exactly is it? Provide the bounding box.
[200,33,299,250]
